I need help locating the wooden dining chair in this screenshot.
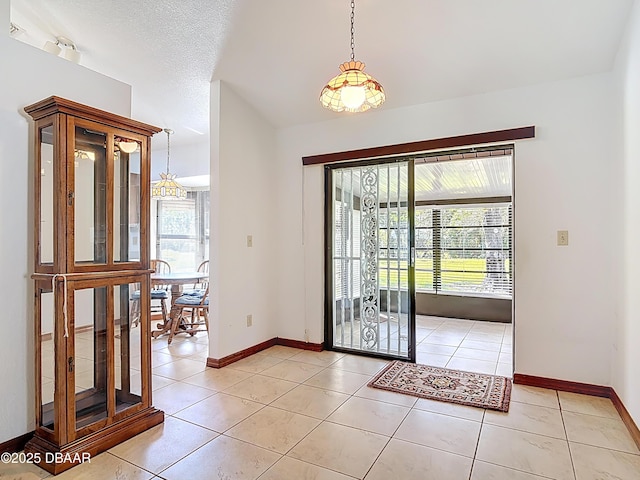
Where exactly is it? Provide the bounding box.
[168,286,209,344]
[183,259,209,296]
[130,259,172,327]
[196,259,209,289]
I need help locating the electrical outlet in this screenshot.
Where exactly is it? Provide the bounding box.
[304,328,309,342]
[557,230,569,246]
[246,314,252,327]
[247,235,253,247]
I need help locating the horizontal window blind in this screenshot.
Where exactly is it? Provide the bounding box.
[334,197,362,299]
[414,203,512,297]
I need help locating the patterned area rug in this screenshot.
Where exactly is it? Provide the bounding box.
[368,360,512,412]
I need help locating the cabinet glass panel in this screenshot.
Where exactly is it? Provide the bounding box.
[40,288,55,430]
[40,125,54,265]
[74,287,108,429]
[74,126,107,265]
[114,138,141,263]
[114,283,142,414]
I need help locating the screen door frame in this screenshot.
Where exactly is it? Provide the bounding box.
[324,157,416,362]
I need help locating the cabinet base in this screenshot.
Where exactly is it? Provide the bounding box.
[24,407,164,475]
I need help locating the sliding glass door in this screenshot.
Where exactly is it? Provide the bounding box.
[326,160,415,361]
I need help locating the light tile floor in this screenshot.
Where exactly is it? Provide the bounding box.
[415,315,513,377]
[334,315,512,376]
[3,320,640,480]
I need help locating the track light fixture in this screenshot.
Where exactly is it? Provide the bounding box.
[43,36,81,64]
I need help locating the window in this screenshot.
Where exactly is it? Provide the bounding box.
[156,191,209,272]
[415,203,512,298]
[334,199,361,299]
[378,208,409,290]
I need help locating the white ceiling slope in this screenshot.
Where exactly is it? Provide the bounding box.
[10,0,634,142]
[10,0,238,145]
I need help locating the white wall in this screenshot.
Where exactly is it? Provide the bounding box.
[151,138,210,180]
[275,73,619,386]
[0,35,131,443]
[208,80,277,359]
[0,0,7,30]
[613,0,640,427]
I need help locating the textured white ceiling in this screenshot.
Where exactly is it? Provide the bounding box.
[10,0,238,145]
[10,0,634,145]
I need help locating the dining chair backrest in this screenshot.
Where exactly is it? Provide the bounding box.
[195,260,209,290]
[151,259,171,290]
[198,260,209,274]
[151,259,171,274]
[201,285,210,305]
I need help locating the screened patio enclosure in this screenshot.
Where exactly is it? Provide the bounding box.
[326,147,513,361]
[412,151,513,322]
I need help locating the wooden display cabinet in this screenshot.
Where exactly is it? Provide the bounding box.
[24,97,164,474]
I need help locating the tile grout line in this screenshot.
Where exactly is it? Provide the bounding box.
[102,451,158,478]
[359,378,410,480]
[479,421,577,445]
[111,433,220,478]
[474,459,559,480]
[468,407,487,480]
[377,428,482,465]
[469,408,487,480]
[361,434,393,480]
[558,391,579,480]
[567,439,640,457]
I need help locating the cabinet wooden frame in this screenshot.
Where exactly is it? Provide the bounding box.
[24,97,164,475]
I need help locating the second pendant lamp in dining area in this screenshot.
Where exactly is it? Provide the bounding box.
[320,0,385,113]
[152,128,187,200]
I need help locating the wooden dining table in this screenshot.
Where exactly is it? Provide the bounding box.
[150,271,208,340]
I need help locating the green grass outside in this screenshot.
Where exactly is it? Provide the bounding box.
[378,258,510,290]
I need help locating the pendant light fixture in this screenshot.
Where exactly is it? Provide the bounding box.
[320,0,385,113]
[152,128,187,200]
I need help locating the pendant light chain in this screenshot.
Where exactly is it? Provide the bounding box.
[165,128,173,174]
[350,0,356,61]
[153,127,186,199]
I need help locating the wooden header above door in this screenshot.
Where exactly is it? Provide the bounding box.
[302,126,535,166]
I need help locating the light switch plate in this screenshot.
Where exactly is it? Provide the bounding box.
[247,235,253,247]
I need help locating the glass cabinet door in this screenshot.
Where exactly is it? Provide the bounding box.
[72,286,109,434]
[114,138,142,263]
[69,278,148,438]
[38,124,55,268]
[37,284,56,434]
[114,281,144,416]
[70,121,145,271]
[73,125,107,266]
